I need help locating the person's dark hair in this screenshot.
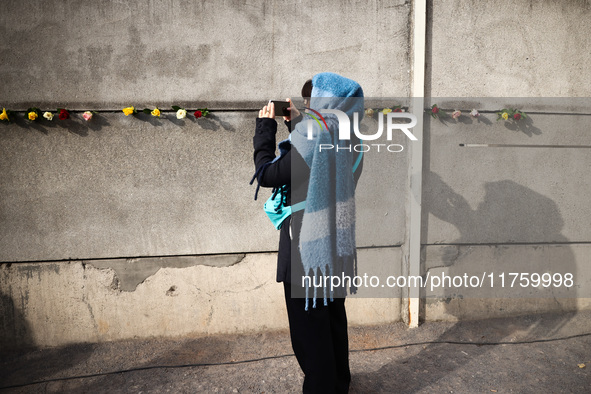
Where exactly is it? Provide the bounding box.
[301,79,313,101]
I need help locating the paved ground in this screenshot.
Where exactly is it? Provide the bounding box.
[1,311,590,393]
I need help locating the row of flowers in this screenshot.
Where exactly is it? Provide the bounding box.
[0,106,210,123]
[2,104,527,124]
[429,105,527,121]
[364,105,527,122]
[121,106,210,120]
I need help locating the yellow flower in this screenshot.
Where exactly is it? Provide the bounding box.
[122,106,135,116]
[151,108,161,117]
[28,111,38,121]
[0,108,8,121]
[364,108,374,117]
[502,112,509,120]
[382,108,392,114]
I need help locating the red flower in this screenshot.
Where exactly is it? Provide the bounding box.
[432,106,439,114]
[58,109,70,120]
[194,110,202,119]
[394,108,402,112]
[513,113,521,121]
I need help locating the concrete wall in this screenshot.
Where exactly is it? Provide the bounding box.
[0,0,411,108]
[420,0,591,320]
[428,0,591,97]
[0,251,402,347]
[0,0,412,349]
[0,113,407,262]
[420,99,591,319]
[1,0,591,348]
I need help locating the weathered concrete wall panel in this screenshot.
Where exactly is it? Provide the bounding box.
[2,0,591,348]
[0,247,403,348]
[429,0,591,96]
[0,112,271,261]
[0,0,411,108]
[0,112,407,262]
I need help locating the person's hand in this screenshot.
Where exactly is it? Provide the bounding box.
[283,98,300,122]
[258,102,275,118]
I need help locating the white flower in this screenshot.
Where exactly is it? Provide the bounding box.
[43,112,54,121]
[470,109,480,117]
[176,109,187,119]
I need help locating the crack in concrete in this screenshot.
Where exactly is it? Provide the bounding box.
[87,254,247,292]
[81,263,99,337]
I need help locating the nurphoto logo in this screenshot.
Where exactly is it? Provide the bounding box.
[307,109,419,152]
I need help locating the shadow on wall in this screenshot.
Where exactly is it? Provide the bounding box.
[10,112,111,136]
[436,110,542,137]
[8,111,236,134]
[0,278,90,389]
[0,292,35,352]
[424,170,577,318]
[351,172,579,391]
[352,104,576,391]
[351,172,578,392]
[426,172,571,244]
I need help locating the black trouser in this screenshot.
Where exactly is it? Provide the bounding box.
[283,281,351,393]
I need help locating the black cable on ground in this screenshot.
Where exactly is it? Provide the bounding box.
[1,332,590,391]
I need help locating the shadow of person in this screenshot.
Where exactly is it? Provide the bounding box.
[0,292,35,353]
[351,172,577,392]
[0,292,37,385]
[424,172,577,332]
[0,291,93,390]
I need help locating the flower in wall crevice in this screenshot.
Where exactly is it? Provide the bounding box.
[451,110,462,120]
[26,107,41,121]
[364,105,405,118]
[138,108,161,117]
[122,106,210,119]
[43,111,54,121]
[497,108,527,122]
[194,108,209,119]
[57,108,70,120]
[123,106,136,116]
[430,104,444,119]
[0,108,12,123]
[83,111,98,121]
[172,106,187,119]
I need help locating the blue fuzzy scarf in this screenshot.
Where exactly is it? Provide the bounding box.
[291,72,364,309]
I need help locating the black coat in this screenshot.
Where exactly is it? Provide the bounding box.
[253,115,363,284]
[253,116,307,283]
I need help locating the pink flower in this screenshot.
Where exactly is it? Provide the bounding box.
[82,111,93,121]
[452,110,462,119]
[514,113,521,121]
